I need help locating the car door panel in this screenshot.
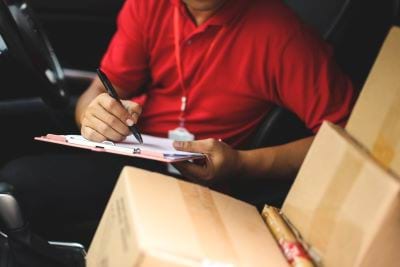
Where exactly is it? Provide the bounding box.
[0,0,123,165]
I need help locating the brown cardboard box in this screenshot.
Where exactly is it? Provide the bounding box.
[86,167,289,267]
[346,26,400,176]
[282,122,400,267]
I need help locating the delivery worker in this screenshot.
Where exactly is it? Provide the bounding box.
[0,0,354,236]
[75,0,354,182]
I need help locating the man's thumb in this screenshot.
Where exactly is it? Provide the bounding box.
[173,141,196,152]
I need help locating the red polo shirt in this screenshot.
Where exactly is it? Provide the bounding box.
[101,0,355,147]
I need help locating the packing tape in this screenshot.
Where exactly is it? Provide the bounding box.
[179,182,239,265]
[308,150,364,257]
[372,85,400,168]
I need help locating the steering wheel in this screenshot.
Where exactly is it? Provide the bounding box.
[0,0,69,109]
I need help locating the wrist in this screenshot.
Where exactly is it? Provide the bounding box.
[235,150,248,179]
[75,104,85,128]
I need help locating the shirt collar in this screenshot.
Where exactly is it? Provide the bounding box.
[170,0,250,26]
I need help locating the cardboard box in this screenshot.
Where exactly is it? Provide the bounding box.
[282,122,400,267]
[346,26,400,175]
[86,167,289,267]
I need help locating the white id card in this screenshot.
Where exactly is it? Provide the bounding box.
[168,127,195,142]
[168,127,195,174]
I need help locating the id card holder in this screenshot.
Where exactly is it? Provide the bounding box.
[168,127,195,174]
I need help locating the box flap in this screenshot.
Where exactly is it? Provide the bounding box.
[346,26,400,175]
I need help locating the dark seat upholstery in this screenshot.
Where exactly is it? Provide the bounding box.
[285,0,350,39]
[392,1,399,25]
[234,0,399,208]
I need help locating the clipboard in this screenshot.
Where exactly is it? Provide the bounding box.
[35,134,205,163]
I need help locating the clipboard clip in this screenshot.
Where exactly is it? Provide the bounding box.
[102,140,115,146]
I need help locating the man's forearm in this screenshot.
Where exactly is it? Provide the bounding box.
[237,136,314,181]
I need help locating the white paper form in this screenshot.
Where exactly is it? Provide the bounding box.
[65,134,203,160]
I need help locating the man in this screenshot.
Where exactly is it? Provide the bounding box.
[76,0,354,182]
[0,0,354,240]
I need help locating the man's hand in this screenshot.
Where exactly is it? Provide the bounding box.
[172,139,242,183]
[80,93,142,142]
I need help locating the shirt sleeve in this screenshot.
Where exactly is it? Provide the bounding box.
[100,0,148,95]
[272,28,356,133]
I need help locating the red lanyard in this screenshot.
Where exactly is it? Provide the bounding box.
[173,7,226,127]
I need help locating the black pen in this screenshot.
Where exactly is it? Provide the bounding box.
[96,68,143,144]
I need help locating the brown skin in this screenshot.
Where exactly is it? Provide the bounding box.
[75,77,142,143]
[173,137,314,184]
[75,0,314,182]
[182,0,228,25]
[182,0,227,11]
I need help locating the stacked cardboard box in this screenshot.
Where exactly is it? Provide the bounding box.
[86,27,400,266]
[282,122,400,266]
[282,26,400,266]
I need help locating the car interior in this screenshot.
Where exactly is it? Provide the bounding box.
[0,0,399,266]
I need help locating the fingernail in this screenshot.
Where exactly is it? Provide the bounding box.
[173,141,183,148]
[126,119,134,126]
[131,113,139,122]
